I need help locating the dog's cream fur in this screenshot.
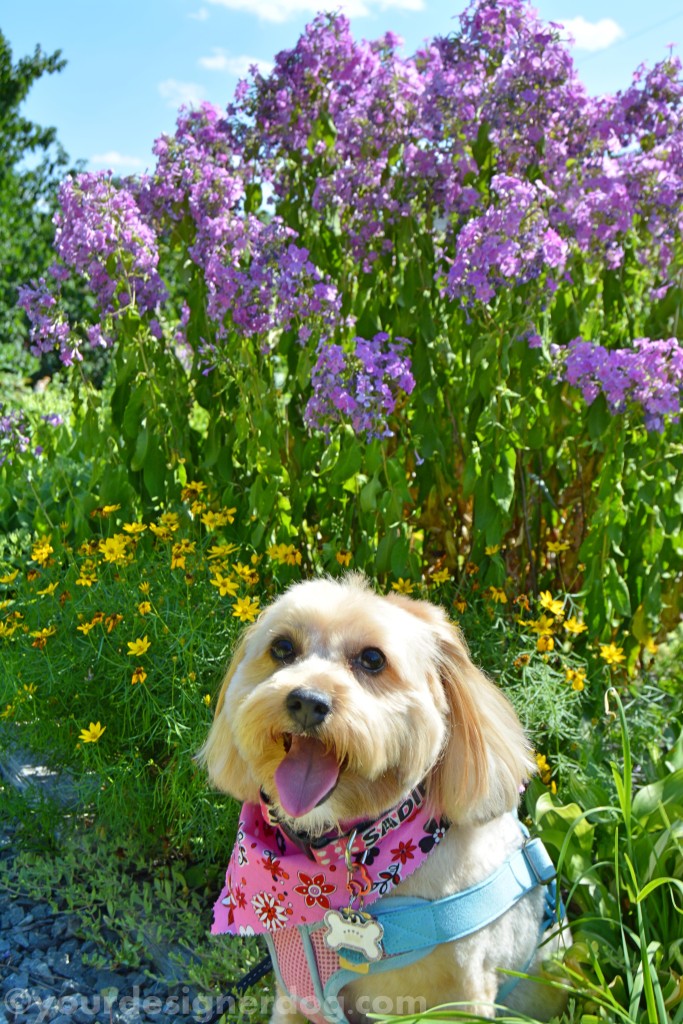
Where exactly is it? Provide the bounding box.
[200,575,569,1022]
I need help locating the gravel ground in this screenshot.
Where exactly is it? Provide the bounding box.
[0,743,255,1024]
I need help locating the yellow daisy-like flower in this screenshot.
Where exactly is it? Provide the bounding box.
[99,535,130,564]
[488,586,508,604]
[137,601,152,616]
[514,594,531,612]
[100,504,121,517]
[75,561,98,587]
[210,571,240,597]
[181,481,206,503]
[547,541,570,553]
[201,508,235,530]
[139,581,151,594]
[539,591,564,617]
[131,667,147,685]
[31,538,54,567]
[123,522,148,534]
[599,643,625,665]
[431,568,451,585]
[30,626,57,649]
[0,570,19,584]
[203,693,212,706]
[37,581,59,596]
[127,636,151,657]
[105,613,123,634]
[158,512,180,531]
[485,544,501,556]
[564,617,587,634]
[513,654,531,668]
[232,595,260,622]
[233,562,259,585]
[391,578,414,595]
[149,523,173,541]
[565,667,587,691]
[336,550,352,567]
[537,634,554,652]
[207,543,239,561]
[453,598,467,613]
[78,721,105,744]
[526,614,555,637]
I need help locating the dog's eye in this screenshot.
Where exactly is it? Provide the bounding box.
[270,637,296,663]
[357,647,386,673]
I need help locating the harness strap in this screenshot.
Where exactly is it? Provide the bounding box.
[338,837,557,968]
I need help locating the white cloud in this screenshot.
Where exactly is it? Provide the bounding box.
[189,6,210,18]
[205,0,422,23]
[89,150,147,172]
[559,16,625,52]
[199,49,274,76]
[158,78,207,109]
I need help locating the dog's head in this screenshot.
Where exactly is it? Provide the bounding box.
[199,575,533,834]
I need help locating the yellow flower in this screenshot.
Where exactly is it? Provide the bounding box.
[599,643,625,665]
[431,568,451,584]
[201,508,235,530]
[210,571,239,597]
[453,598,467,613]
[232,595,260,622]
[267,542,301,566]
[535,752,552,786]
[643,637,658,655]
[336,550,352,567]
[76,619,97,635]
[181,481,206,502]
[564,616,587,634]
[488,586,508,604]
[0,570,19,584]
[391,578,414,595]
[485,544,501,556]
[513,654,530,668]
[149,522,173,541]
[127,636,151,657]
[171,540,196,569]
[79,721,105,744]
[105,613,123,633]
[158,512,180,531]
[565,667,587,690]
[547,541,570,553]
[537,634,554,652]
[203,693,212,706]
[233,562,259,584]
[139,582,151,594]
[99,535,130,565]
[539,591,564,617]
[31,538,54,567]
[137,601,152,616]
[37,581,59,596]
[23,683,37,696]
[123,522,147,534]
[514,594,530,612]
[208,542,239,560]
[100,504,121,517]
[526,614,555,636]
[30,626,57,649]
[75,561,98,587]
[131,667,147,685]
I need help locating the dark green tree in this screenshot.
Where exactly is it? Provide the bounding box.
[0,30,82,373]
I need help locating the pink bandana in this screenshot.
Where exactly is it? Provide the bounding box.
[212,785,449,935]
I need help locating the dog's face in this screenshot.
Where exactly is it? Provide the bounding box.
[200,575,533,833]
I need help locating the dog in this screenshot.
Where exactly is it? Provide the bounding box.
[200,575,569,1023]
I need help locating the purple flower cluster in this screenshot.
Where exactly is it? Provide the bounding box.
[441,175,568,303]
[17,279,80,367]
[305,333,415,440]
[560,336,683,431]
[54,172,167,315]
[0,407,31,466]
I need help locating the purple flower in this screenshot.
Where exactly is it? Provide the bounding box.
[305,334,415,440]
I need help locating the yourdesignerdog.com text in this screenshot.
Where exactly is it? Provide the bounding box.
[5,985,428,1022]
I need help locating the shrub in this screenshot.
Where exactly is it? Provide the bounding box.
[3,0,682,651]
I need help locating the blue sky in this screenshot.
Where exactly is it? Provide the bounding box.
[3,0,683,174]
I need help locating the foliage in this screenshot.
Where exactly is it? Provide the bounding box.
[0,30,90,375]
[3,0,682,649]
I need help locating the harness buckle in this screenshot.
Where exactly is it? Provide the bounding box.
[522,837,557,886]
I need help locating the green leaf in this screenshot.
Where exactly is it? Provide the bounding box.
[632,769,683,828]
[130,427,149,473]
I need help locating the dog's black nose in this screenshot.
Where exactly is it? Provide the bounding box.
[285,688,332,730]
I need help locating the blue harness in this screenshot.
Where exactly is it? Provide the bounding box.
[266,826,563,1024]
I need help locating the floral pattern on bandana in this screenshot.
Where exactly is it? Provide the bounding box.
[212,787,449,935]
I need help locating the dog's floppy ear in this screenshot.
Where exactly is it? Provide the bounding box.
[196,628,258,800]
[387,593,534,823]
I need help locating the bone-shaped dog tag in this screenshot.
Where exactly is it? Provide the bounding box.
[323,908,384,963]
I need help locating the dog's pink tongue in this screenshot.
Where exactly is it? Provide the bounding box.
[274,736,340,818]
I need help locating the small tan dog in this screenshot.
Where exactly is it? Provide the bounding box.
[200,575,568,1024]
